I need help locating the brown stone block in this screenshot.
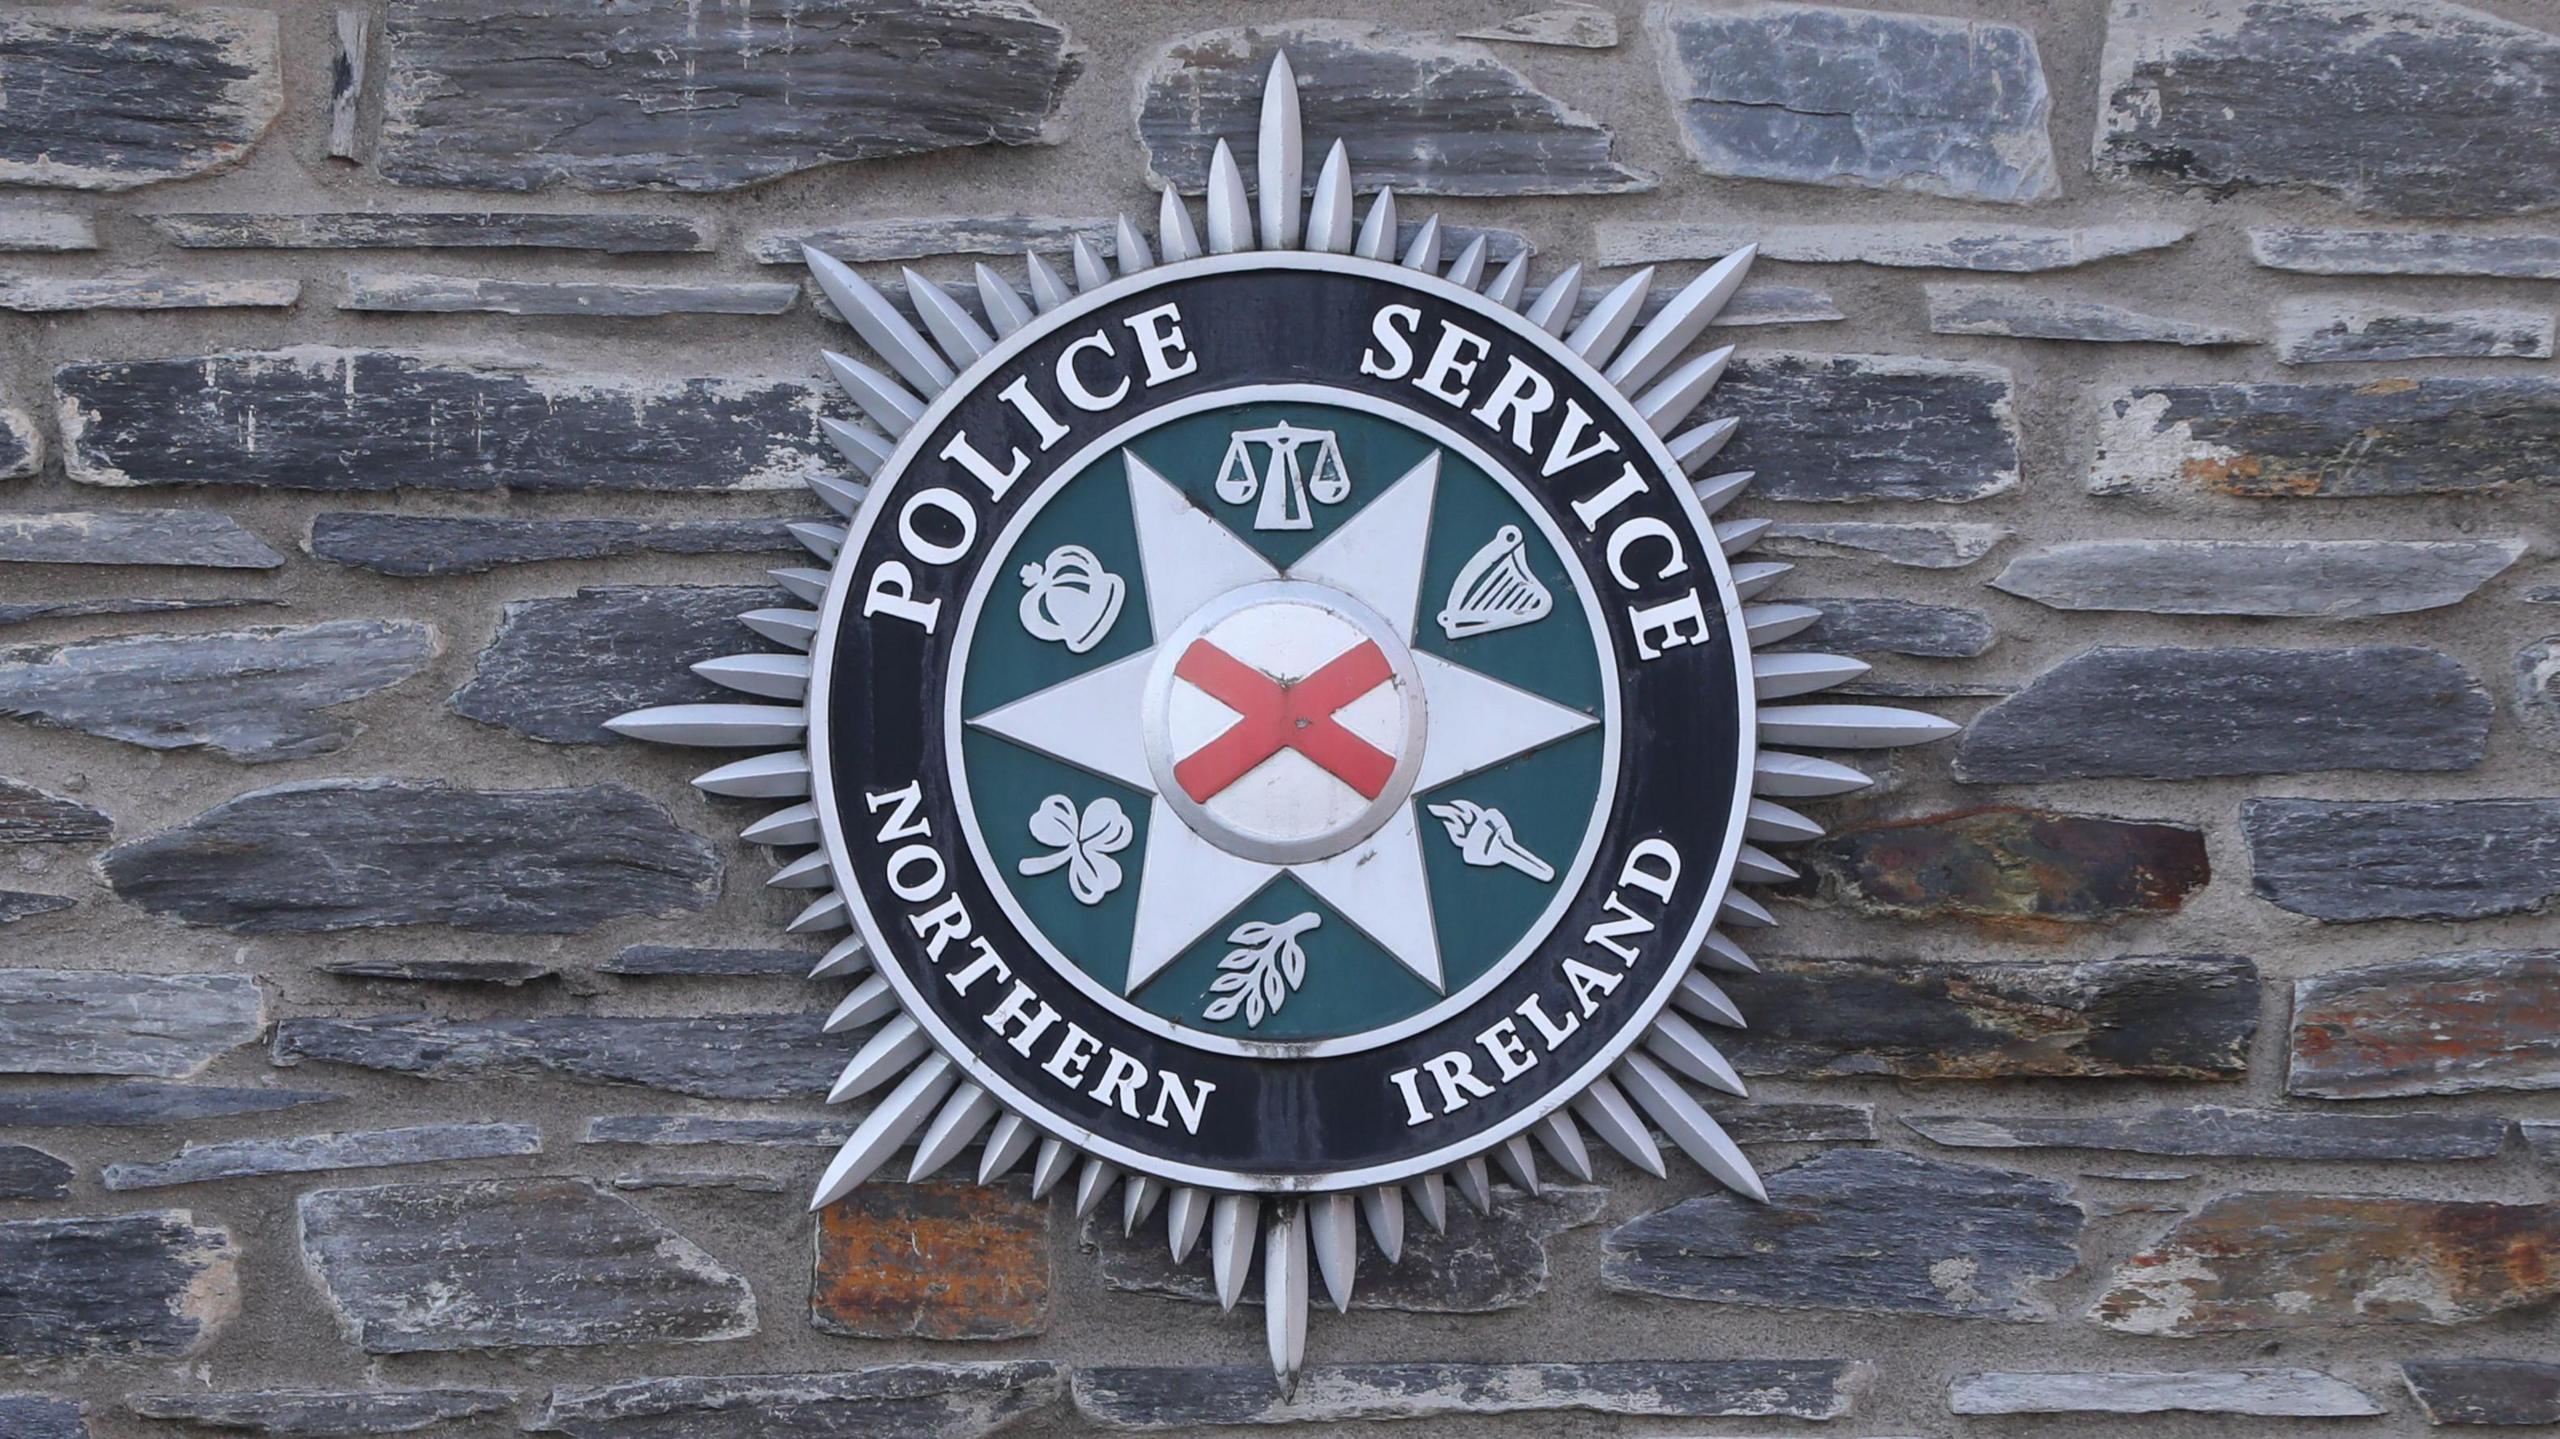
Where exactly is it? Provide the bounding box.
[1779,806,2208,932]
[814,1181,1049,1341]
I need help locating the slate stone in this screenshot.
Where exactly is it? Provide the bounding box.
[317,957,557,985]
[310,514,797,578]
[152,212,713,253]
[0,970,264,1079]
[2090,377,2560,498]
[2244,798,2560,922]
[1071,1361,1861,1429]
[2521,637,2560,747]
[2252,227,2560,279]
[584,1115,853,1149]
[103,1122,543,1192]
[2276,300,2556,363]
[328,8,370,162]
[1719,954,2257,1081]
[614,1170,785,1194]
[817,1182,1048,1340]
[0,1083,341,1129]
[0,778,108,845]
[1139,23,1647,198]
[2403,1359,2560,1426]
[1926,286,2255,345]
[1650,2,2055,203]
[1463,7,1619,48]
[0,598,276,629]
[1956,645,2489,782]
[1765,521,2013,571]
[0,210,97,252]
[1905,1105,2509,1161]
[0,892,73,926]
[2289,949,2560,1099]
[1713,1101,1878,1144]
[60,349,830,494]
[1089,1186,1604,1315]
[1994,539,2525,619]
[0,10,279,190]
[1568,280,1840,329]
[277,1014,836,1100]
[0,408,36,480]
[530,1364,1065,1439]
[1950,1369,2382,1417]
[104,780,720,933]
[1598,220,2191,271]
[2530,1122,2560,1168]
[301,1177,755,1353]
[1714,352,2016,503]
[341,274,800,317]
[603,946,816,978]
[452,585,786,745]
[0,1395,84,1439]
[1779,597,1994,658]
[0,1212,237,1357]
[2097,0,2560,217]
[0,1145,72,1201]
[0,620,438,763]
[2092,1192,2560,1335]
[125,1388,516,1435]
[0,510,283,569]
[759,214,1114,265]
[0,276,299,312]
[1776,807,2210,928]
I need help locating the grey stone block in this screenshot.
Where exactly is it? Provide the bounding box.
[1716,352,2017,502]
[0,598,277,630]
[310,514,796,577]
[151,212,713,252]
[341,274,799,317]
[529,1364,1065,1438]
[0,276,298,312]
[0,892,73,926]
[1463,7,1619,48]
[453,585,786,744]
[1071,1361,1861,1429]
[328,8,369,163]
[1905,1105,2508,1161]
[126,1388,515,1434]
[103,1123,543,1192]
[0,10,279,190]
[0,210,97,253]
[0,1395,84,1439]
[2275,299,2556,362]
[756,215,1114,265]
[582,1115,853,1149]
[1778,597,1994,658]
[2090,377,2560,498]
[0,1212,238,1357]
[2522,637,2560,747]
[2403,1360,2560,1427]
[1599,220,2190,270]
[602,946,818,978]
[1950,1369,2381,1417]
[276,1014,837,1101]
[1992,539,2525,618]
[1926,285,2255,345]
[2245,798,2560,922]
[0,1083,341,1129]
[0,1146,72,1201]
[2252,227,2560,278]
[1762,521,2010,569]
[0,970,264,1079]
[2290,949,2560,1098]
[613,1171,785,1194]
[0,510,282,569]
[0,408,36,480]
[0,778,109,846]
[316,957,558,985]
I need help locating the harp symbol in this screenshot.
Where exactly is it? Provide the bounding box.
[1438,525,1553,640]
[1214,421,1350,531]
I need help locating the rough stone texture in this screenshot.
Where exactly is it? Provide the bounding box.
[1651,2,2056,203]
[276,1014,837,1100]
[815,1182,1049,1340]
[0,1212,238,1357]
[601,946,816,978]
[1905,1105,2509,1161]
[2096,0,2560,217]
[1776,597,1994,659]
[2244,798,2560,921]
[2252,226,2560,278]
[1776,807,2209,928]
[1606,1149,2082,1319]
[0,970,265,1079]
[1949,1368,2382,1417]
[316,957,558,985]
[59,349,830,494]
[0,778,109,845]
[310,514,795,577]
[1926,285,2256,345]
[584,1115,852,1149]
[762,214,1114,264]
[299,1178,756,1353]
[1071,1361,1861,1429]
[2403,1360,2560,1426]
[2276,299,2556,363]
[103,780,720,933]
[102,1123,543,1192]
[529,1365,1065,1439]
[1462,7,1619,49]
[0,1083,341,1128]
[0,210,97,252]
[1761,520,2010,569]
[0,1395,85,1439]
[615,1170,784,1194]
[2089,377,2560,498]
[0,597,277,629]
[2522,637,2560,747]
[342,274,799,317]
[125,1388,516,1435]
[1955,645,2490,781]
[0,510,284,569]
[2289,950,2560,1098]
[376,0,1077,193]
[0,10,280,190]
[1140,23,1647,197]
[1713,352,2016,502]
[2531,1122,2560,1168]
[0,620,438,762]
[329,8,370,163]
[2091,1192,2560,1335]
[153,212,714,252]
[1720,954,2257,1081]
[0,408,37,480]
[1598,220,2191,270]
[1993,539,2525,618]
[0,1145,72,1201]
[0,276,300,312]
[0,892,75,926]
[453,585,786,744]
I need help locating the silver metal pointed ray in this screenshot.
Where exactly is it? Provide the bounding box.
[694,653,808,701]
[1211,1193,1259,1311]
[1483,251,1530,309]
[1024,250,1073,313]
[1720,888,1778,928]
[802,246,952,396]
[1571,1074,1667,1178]
[1730,560,1790,601]
[1073,1157,1120,1220]
[907,1081,996,1180]
[1122,1175,1163,1235]
[826,1013,926,1103]
[1703,930,1759,974]
[1306,140,1353,254]
[901,268,992,370]
[1444,234,1488,290]
[1406,1170,1448,1233]
[741,608,820,651]
[1495,1134,1540,1196]
[1690,470,1751,518]
[1028,1137,1074,1199]
[1754,749,1874,797]
[1167,1185,1210,1263]
[823,976,896,1034]
[1617,1051,1766,1202]
[1205,139,1252,256]
[1070,235,1111,292]
[767,851,833,889]
[810,1053,955,1209]
[740,803,818,846]
[1646,1009,1748,1096]
[605,703,806,747]
[786,890,847,934]
[1676,969,1747,1029]
[1733,844,1799,884]
[1400,215,1441,272]
[770,567,830,605]
[1673,419,1741,478]
[1761,703,1962,748]
[1115,215,1155,275]
[1522,262,1582,337]
[1258,51,1302,250]
[1310,1194,1358,1313]
[807,474,867,519]
[1635,346,1733,436]
[788,521,846,562]
[693,750,809,798]
[1567,267,1653,363]
[1535,1110,1596,1182]
[978,1112,1036,1183]
[1266,1202,1310,1390]
[974,264,1033,338]
[1359,1185,1405,1264]
[1753,652,1869,699]
[1353,188,1397,261]
[810,935,870,980]
[1453,1154,1493,1214]
[821,417,890,477]
[1718,517,1772,557]
[1742,603,1819,647]
[1157,185,1200,263]
[821,350,925,438]
[1604,245,1756,391]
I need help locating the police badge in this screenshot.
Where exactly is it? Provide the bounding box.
[610,54,1954,1385]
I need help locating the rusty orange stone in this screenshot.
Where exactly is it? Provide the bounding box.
[813,1181,1049,1341]
[1778,806,2209,934]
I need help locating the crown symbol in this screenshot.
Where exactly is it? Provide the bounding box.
[1438,526,1553,640]
[1018,543,1126,654]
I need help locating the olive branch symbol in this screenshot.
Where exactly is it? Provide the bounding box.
[1204,912,1322,1029]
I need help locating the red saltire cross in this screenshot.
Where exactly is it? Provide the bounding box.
[1172,637,1397,803]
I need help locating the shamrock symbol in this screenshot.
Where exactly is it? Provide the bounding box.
[1204,911,1322,1028]
[1019,795,1134,906]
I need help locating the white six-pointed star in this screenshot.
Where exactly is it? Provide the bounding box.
[971,447,1598,1002]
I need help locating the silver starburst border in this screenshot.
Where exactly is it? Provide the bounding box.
[608,53,1956,1387]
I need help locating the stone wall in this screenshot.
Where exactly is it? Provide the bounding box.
[2,1,2555,1435]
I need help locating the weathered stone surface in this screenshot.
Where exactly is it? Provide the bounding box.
[1720,954,2257,1081]
[0,510,283,569]
[0,10,279,190]
[1763,520,2010,569]
[0,970,264,1079]
[2093,1192,2560,1335]
[2245,798,2560,922]
[763,214,1111,264]
[0,1212,237,1357]
[0,408,36,480]
[1568,280,1841,329]
[1599,220,2191,271]
[1926,285,2255,345]
[329,8,369,162]
[1715,1102,1878,1144]
[2090,377,2560,498]
[1777,808,2210,928]
[453,585,785,744]
[377,0,1076,193]
[0,1145,71,1201]
[1140,23,1645,197]
[0,210,96,252]
[0,892,72,925]
[2276,300,2556,363]
[278,1014,835,1100]
[0,276,298,312]
[1994,539,2524,618]
[0,1083,340,1128]
[1090,1187,1604,1315]
[1609,1149,2080,1320]
[317,957,557,985]
[0,597,275,629]
[1651,2,2055,203]
[1956,645,2489,782]
[302,1178,754,1353]
[2403,1359,2560,1426]
[104,780,719,933]
[2522,637,2560,747]
[2253,226,2560,279]
[1071,1361,1861,1429]
[531,1364,1065,1439]
[311,514,795,577]
[816,1182,1048,1340]
[125,1388,516,1435]
[2097,0,2560,217]
[103,1122,542,1192]
[2290,950,2559,1099]
[2530,1122,2560,1168]
[1906,1105,2508,1161]
[60,349,829,494]
[1780,597,1994,658]
[1715,352,2016,503]
[1463,7,1618,48]
[0,620,437,762]
[1951,1369,2382,1417]
[602,946,816,978]
[614,1170,784,1194]
[153,212,713,252]
[342,273,799,317]
[0,778,108,845]
[0,1395,84,1439]
[584,1115,850,1149]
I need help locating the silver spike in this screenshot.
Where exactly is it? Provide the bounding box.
[1028,1137,1074,1199]
[1257,51,1302,250]
[1720,887,1778,928]
[692,749,809,798]
[1647,1008,1749,1096]
[801,246,952,395]
[1753,652,1871,699]
[1703,930,1759,974]
[786,890,848,934]
[1024,250,1073,313]
[1305,139,1353,253]
[1205,139,1252,255]
[1746,798,1824,845]
[605,703,806,747]
[1676,969,1748,1029]
[1405,1170,1448,1233]
[1761,703,1962,748]
[820,417,891,477]
[1617,1051,1766,1201]
[1604,245,1756,391]
[1733,844,1799,884]
[901,267,992,369]
[767,850,833,889]
[1122,1174,1163,1235]
[1073,1157,1120,1220]
[1211,1193,1259,1311]
[1522,262,1583,336]
[1309,1193,1358,1312]
[1635,346,1733,436]
[810,1053,957,1209]
[1535,1110,1596,1182]
[1672,419,1741,477]
[740,803,819,846]
[1156,185,1200,264]
[1495,1134,1540,1196]
[806,473,867,520]
[1690,470,1752,518]
[907,1081,996,1181]
[1718,517,1773,556]
[693,653,808,701]
[787,520,846,563]
[740,608,819,651]
[978,1112,1036,1183]
[1567,267,1654,362]
[1114,215,1155,275]
[1069,234,1111,292]
[1571,1074,1668,1178]
[810,935,870,980]
[1265,1201,1309,1390]
[1167,1185,1210,1263]
[1483,251,1530,309]
[823,976,897,1034]
[1754,749,1874,798]
[770,567,829,605]
[820,350,925,438]
[1400,214,1441,272]
[1742,603,1820,647]
[1730,560,1790,601]
[1443,234,1489,289]
[825,1014,925,1103]
[1358,1184,1405,1264]
[974,264,1034,338]
[1353,188,1397,261]
[1453,1154,1493,1214]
